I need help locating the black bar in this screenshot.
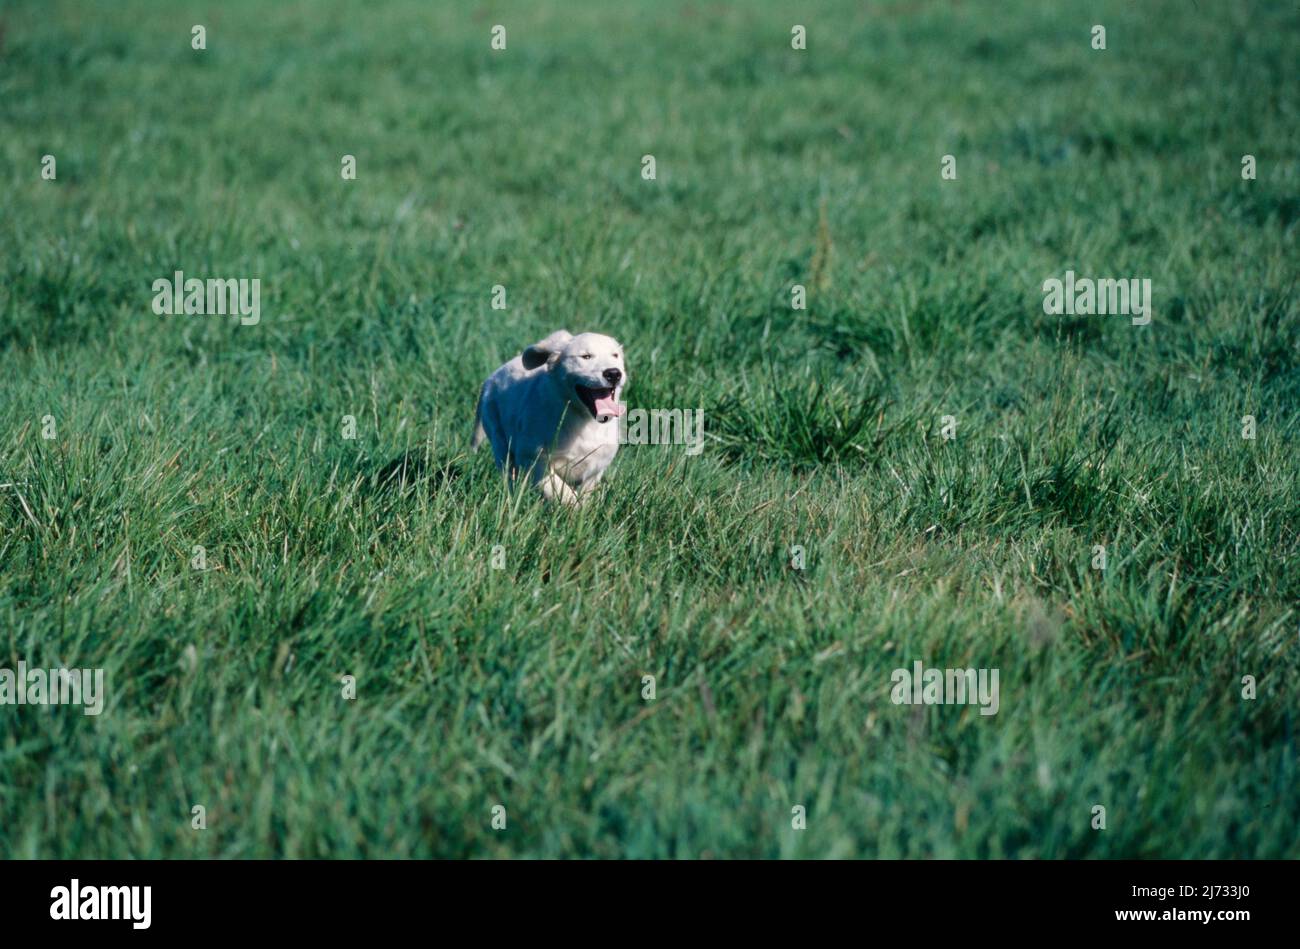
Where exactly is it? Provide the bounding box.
[0,859,1286,936]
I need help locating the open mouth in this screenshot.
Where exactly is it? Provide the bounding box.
[574,384,624,423]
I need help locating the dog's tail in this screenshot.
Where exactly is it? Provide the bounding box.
[471,385,487,451]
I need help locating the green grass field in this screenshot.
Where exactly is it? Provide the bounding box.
[1,0,1297,859]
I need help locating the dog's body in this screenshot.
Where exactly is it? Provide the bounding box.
[473,330,627,505]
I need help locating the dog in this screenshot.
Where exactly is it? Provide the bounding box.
[472,330,627,505]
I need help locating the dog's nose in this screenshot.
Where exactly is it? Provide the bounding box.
[602,368,622,385]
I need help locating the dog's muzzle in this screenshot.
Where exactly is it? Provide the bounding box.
[575,383,624,423]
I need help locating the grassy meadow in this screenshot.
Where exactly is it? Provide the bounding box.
[0,0,1297,858]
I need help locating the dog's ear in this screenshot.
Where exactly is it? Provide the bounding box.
[521,330,572,370]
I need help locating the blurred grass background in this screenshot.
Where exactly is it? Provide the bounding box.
[0,0,1297,857]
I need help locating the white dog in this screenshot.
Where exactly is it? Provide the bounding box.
[472,330,627,505]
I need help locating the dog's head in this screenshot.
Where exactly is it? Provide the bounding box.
[522,330,627,423]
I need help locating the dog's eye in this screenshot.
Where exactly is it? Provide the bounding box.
[581,354,593,360]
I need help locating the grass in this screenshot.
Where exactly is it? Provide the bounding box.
[0,0,1297,859]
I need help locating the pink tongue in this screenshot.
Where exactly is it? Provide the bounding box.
[595,395,624,419]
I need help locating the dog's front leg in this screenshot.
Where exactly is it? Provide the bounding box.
[538,472,581,507]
